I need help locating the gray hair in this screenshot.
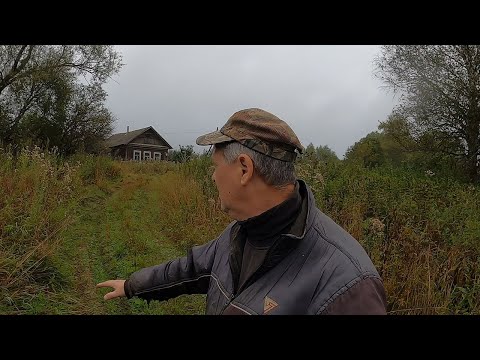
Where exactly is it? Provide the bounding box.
[217,142,296,187]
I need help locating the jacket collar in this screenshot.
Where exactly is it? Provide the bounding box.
[237,181,302,246]
[228,179,317,294]
[283,179,316,240]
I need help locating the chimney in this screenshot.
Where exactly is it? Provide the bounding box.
[127,126,129,133]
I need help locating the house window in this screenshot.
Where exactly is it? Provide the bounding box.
[133,150,141,161]
[143,151,151,160]
[154,152,162,161]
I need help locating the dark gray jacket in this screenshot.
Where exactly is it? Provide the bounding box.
[124,180,387,315]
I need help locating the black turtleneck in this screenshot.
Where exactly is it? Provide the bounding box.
[236,182,302,292]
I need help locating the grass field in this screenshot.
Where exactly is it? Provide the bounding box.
[1,148,479,314]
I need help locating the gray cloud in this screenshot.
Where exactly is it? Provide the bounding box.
[104,45,398,158]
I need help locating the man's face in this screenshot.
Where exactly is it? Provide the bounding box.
[211,147,241,217]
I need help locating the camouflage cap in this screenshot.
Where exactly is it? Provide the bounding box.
[196,108,304,162]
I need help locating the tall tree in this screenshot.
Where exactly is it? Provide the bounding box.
[316,144,339,163]
[0,45,122,153]
[344,132,385,168]
[375,45,480,182]
[0,45,121,95]
[302,143,339,163]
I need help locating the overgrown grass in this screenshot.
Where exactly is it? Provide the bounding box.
[0,147,80,313]
[297,157,480,314]
[2,147,479,314]
[0,149,225,314]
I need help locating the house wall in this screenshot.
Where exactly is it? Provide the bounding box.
[126,145,167,161]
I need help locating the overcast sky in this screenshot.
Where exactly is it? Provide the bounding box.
[104,45,398,158]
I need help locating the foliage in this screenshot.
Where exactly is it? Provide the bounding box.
[296,159,480,314]
[0,45,122,155]
[375,45,480,182]
[344,132,386,168]
[168,145,196,163]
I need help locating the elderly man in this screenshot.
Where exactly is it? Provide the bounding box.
[97,108,387,315]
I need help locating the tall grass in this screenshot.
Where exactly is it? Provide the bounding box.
[149,156,230,251]
[0,147,80,311]
[0,148,127,313]
[2,148,479,315]
[297,158,480,314]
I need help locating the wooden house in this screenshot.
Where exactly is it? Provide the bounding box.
[105,126,172,161]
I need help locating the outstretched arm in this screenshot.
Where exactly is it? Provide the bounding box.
[124,238,218,301]
[97,236,219,303]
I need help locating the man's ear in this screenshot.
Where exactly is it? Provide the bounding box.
[238,154,254,185]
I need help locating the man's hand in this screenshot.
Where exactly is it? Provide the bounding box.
[96,280,126,300]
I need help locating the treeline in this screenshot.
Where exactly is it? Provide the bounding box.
[2,45,479,183]
[302,46,480,184]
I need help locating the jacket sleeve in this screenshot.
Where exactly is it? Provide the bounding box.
[124,237,218,302]
[319,277,388,315]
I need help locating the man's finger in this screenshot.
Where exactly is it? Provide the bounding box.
[104,291,117,301]
[96,281,112,288]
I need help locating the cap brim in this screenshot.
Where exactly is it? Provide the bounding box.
[196,130,233,146]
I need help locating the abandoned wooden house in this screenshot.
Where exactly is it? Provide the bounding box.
[105,126,172,161]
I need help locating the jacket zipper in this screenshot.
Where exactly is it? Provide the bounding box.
[222,237,280,314]
[221,293,236,314]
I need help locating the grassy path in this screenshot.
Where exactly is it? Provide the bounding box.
[33,172,206,314]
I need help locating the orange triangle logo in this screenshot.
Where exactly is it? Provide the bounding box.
[263,296,278,314]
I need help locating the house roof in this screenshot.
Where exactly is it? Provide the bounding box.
[105,126,172,149]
